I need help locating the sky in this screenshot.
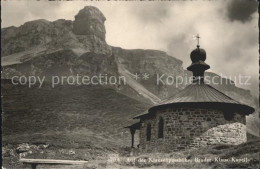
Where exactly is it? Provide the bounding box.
[1,0,259,95]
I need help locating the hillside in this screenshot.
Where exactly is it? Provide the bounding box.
[1,79,150,168]
[2,78,150,145]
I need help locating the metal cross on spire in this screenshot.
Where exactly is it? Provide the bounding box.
[193,34,200,47]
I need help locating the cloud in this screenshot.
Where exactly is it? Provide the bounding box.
[226,0,258,23]
[1,1,61,27]
[129,3,172,24]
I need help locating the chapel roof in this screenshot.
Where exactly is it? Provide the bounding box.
[134,37,255,119]
[134,83,254,119]
[163,83,239,104]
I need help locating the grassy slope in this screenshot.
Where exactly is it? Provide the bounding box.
[1,79,150,159]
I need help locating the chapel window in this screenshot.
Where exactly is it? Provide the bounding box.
[146,123,151,141]
[158,117,164,138]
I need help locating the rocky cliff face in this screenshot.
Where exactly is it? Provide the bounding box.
[1,6,259,161]
[73,6,106,40]
[1,6,111,60]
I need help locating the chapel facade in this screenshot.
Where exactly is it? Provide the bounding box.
[126,43,254,153]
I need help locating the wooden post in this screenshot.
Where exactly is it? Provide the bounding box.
[130,128,136,148]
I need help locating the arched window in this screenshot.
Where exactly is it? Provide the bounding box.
[146,123,151,141]
[158,117,164,138]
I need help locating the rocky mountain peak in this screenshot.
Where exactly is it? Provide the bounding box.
[1,6,111,58]
[73,6,106,40]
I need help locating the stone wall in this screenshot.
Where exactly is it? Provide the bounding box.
[139,108,246,153]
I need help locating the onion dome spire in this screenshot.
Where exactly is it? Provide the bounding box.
[187,34,210,83]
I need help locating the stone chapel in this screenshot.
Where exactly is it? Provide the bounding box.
[126,43,254,153]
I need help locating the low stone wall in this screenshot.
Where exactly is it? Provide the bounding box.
[139,108,246,153]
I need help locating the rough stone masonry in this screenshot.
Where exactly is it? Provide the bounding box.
[139,108,246,153]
